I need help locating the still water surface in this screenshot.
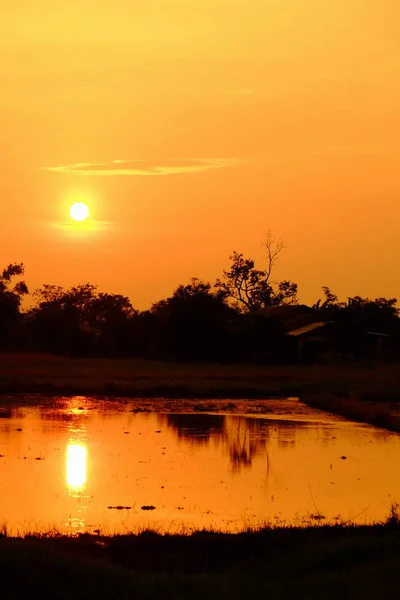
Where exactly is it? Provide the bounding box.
[0,397,398,534]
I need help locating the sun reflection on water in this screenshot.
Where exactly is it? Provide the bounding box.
[66,443,87,494]
[2,401,399,535]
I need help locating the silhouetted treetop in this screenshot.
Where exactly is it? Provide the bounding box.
[313,287,342,311]
[32,283,136,326]
[215,233,298,311]
[314,287,399,334]
[0,263,28,347]
[0,263,28,299]
[150,278,236,361]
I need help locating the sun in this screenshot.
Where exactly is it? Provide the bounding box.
[70,202,89,222]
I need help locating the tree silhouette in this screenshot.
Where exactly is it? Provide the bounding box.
[87,292,137,356]
[215,233,298,311]
[313,286,343,312]
[27,283,136,356]
[314,287,399,358]
[150,278,236,361]
[0,263,28,347]
[0,263,28,302]
[314,287,398,330]
[1,259,398,362]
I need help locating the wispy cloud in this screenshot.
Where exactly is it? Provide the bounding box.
[41,158,243,176]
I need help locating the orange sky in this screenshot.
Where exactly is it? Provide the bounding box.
[1,1,399,310]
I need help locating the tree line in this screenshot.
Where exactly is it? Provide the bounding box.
[1,234,399,362]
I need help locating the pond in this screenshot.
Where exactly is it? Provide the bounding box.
[0,396,398,535]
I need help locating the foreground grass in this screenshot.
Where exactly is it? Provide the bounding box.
[1,521,400,599]
[1,353,400,399]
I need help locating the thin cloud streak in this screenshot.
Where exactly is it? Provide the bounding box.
[41,158,244,176]
[51,220,113,233]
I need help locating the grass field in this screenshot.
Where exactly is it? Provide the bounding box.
[0,353,400,399]
[1,520,400,599]
[1,353,400,432]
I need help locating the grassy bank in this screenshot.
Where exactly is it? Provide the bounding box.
[1,520,400,599]
[302,392,400,432]
[1,353,400,399]
[2,353,400,431]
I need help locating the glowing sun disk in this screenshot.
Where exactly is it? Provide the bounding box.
[70,202,89,222]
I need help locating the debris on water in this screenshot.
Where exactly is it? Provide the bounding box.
[15,428,22,432]
[340,456,347,460]
[161,486,164,489]
[141,505,156,511]
[35,457,44,461]
[155,430,161,434]
[0,454,4,458]
[124,432,130,434]
[107,506,132,510]
[330,464,332,470]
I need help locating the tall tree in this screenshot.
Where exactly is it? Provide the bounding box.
[215,232,298,311]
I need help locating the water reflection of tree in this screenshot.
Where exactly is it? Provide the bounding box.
[225,417,270,472]
[277,439,296,449]
[6,407,25,420]
[160,414,273,471]
[160,414,321,472]
[162,414,226,444]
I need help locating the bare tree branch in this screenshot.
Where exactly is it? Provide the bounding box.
[215,240,298,312]
[261,230,286,283]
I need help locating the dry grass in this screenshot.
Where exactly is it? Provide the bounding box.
[0,353,400,399]
[1,511,400,599]
[302,392,400,432]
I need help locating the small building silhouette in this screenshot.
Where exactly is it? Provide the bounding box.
[251,305,330,363]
